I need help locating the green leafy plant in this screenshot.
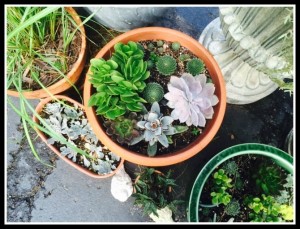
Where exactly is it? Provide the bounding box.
[248,194,293,222]
[211,187,232,206]
[132,168,183,217]
[252,164,285,195]
[186,58,204,76]
[210,169,232,205]
[156,55,177,76]
[88,42,150,119]
[143,82,164,104]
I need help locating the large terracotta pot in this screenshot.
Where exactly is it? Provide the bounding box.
[7,7,87,99]
[33,95,124,178]
[83,27,226,166]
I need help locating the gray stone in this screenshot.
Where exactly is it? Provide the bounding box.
[84,7,168,32]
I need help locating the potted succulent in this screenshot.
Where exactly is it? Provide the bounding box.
[132,167,183,222]
[6,7,87,99]
[83,27,226,166]
[33,95,124,178]
[188,143,294,222]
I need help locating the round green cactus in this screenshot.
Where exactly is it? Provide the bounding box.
[224,199,240,216]
[156,40,164,47]
[156,55,177,76]
[171,42,181,51]
[179,54,190,62]
[143,83,164,103]
[186,58,205,76]
[157,47,164,54]
[147,43,155,51]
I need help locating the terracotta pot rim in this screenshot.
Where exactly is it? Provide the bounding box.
[7,7,87,99]
[32,95,124,178]
[84,27,226,166]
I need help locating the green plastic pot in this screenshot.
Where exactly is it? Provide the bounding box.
[187,143,293,222]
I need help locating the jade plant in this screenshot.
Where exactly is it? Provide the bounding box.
[89,41,150,119]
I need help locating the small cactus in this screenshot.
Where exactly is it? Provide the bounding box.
[171,42,181,51]
[187,58,205,76]
[224,199,240,216]
[156,55,177,76]
[147,43,155,51]
[179,54,190,62]
[156,40,164,47]
[143,83,164,104]
[157,47,164,54]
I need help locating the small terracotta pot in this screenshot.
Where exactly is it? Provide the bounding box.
[33,95,124,178]
[83,27,226,166]
[7,7,87,99]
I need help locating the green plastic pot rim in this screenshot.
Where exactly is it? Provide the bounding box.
[187,143,293,222]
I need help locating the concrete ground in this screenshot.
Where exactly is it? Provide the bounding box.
[5,6,293,224]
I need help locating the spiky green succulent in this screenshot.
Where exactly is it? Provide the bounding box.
[143,83,164,104]
[156,55,177,76]
[156,40,164,47]
[224,199,240,216]
[187,58,205,76]
[103,112,142,145]
[179,54,190,62]
[171,42,181,51]
[147,43,155,51]
[89,41,150,120]
[222,161,239,176]
[157,47,164,54]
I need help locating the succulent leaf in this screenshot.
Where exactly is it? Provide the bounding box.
[164,73,219,127]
